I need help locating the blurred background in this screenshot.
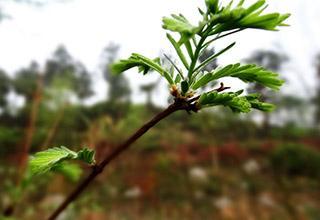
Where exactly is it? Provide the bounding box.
[0,0,320,219]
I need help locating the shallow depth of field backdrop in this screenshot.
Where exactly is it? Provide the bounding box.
[1,0,320,219]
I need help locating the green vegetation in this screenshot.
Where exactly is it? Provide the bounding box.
[270,144,320,178]
[1,0,320,220]
[26,0,291,219]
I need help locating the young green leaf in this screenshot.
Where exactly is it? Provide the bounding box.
[181,80,189,94]
[197,91,274,113]
[205,0,219,14]
[245,93,275,112]
[192,63,284,90]
[162,14,200,38]
[209,0,290,34]
[174,74,182,84]
[198,91,252,113]
[111,53,174,85]
[77,148,96,165]
[30,146,77,175]
[29,146,96,176]
[166,33,189,69]
[111,54,160,75]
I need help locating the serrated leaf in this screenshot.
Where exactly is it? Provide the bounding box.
[198,91,250,113]
[197,91,274,113]
[208,0,290,34]
[29,146,77,175]
[245,94,275,112]
[162,14,198,35]
[111,53,173,85]
[29,146,96,176]
[192,63,284,90]
[163,14,205,46]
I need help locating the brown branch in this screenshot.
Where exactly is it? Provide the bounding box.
[47,101,187,220]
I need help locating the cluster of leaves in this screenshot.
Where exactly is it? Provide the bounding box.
[28,0,289,179]
[111,0,289,113]
[29,147,95,175]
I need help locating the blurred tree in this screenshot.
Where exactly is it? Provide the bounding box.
[11,44,93,170]
[38,45,93,149]
[100,43,131,120]
[12,62,40,101]
[101,44,131,103]
[0,69,11,108]
[314,54,320,127]
[44,45,93,101]
[274,95,307,126]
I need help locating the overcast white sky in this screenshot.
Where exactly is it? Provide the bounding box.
[0,0,319,105]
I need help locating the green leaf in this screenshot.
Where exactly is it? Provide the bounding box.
[181,80,189,94]
[166,33,189,69]
[208,0,290,34]
[77,148,96,165]
[191,72,213,90]
[245,93,275,112]
[111,54,160,75]
[246,0,266,15]
[163,14,205,46]
[205,0,219,14]
[29,146,96,176]
[240,13,290,31]
[111,53,173,85]
[197,91,274,113]
[192,63,284,90]
[29,146,77,175]
[198,91,252,113]
[198,7,206,16]
[162,14,198,35]
[174,74,182,84]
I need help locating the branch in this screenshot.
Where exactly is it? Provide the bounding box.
[47,101,187,220]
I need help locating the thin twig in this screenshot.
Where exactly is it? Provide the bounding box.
[47,101,189,220]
